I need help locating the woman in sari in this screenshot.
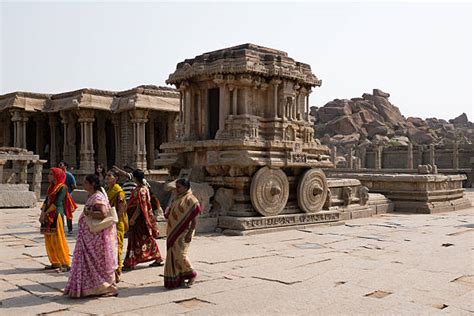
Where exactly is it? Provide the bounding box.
[164,178,201,289]
[123,169,163,270]
[105,170,128,282]
[64,174,118,298]
[40,168,76,271]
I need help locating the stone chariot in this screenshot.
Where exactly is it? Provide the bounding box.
[158,44,337,228]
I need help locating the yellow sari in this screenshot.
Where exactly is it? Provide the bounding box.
[106,184,128,276]
[163,189,201,288]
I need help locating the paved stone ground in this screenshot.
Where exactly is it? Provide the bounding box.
[1,191,473,315]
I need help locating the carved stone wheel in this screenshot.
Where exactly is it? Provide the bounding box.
[297,168,328,213]
[250,166,289,217]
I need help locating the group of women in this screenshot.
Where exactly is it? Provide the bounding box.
[39,167,201,298]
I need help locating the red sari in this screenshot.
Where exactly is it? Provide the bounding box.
[123,185,162,269]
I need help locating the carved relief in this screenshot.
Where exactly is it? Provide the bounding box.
[342,186,352,206]
[359,186,369,206]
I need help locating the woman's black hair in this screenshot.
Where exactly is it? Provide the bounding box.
[85,174,102,191]
[176,178,191,190]
[107,169,119,179]
[132,169,145,185]
[95,163,106,178]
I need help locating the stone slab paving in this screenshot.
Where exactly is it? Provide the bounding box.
[0,191,473,315]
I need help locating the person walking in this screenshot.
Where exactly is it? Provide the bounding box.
[59,161,76,235]
[105,170,128,282]
[163,178,201,289]
[122,169,163,270]
[64,174,118,298]
[40,168,77,272]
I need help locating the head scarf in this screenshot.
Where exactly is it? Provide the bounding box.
[46,167,77,220]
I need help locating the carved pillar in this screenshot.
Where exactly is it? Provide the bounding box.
[78,109,95,173]
[147,116,155,170]
[0,159,5,183]
[33,160,44,200]
[232,87,238,115]
[60,111,70,164]
[97,115,107,168]
[407,143,413,169]
[48,114,58,168]
[18,161,28,184]
[306,93,311,122]
[271,80,280,119]
[429,144,435,166]
[360,147,366,168]
[34,116,45,157]
[216,83,229,136]
[348,147,354,169]
[112,115,121,168]
[130,109,148,170]
[374,145,382,170]
[2,115,11,147]
[11,110,28,148]
[59,111,78,167]
[331,145,337,165]
[184,89,191,139]
[453,141,459,169]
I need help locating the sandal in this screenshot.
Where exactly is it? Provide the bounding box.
[148,260,164,267]
[44,265,61,270]
[115,271,121,283]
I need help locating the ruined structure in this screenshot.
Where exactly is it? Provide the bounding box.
[0,147,44,207]
[158,43,381,233]
[0,86,180,183]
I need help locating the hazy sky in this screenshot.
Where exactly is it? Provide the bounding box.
[0,1,472,121]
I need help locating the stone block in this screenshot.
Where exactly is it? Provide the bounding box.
[0,184,30,191]
[0,191,36,208]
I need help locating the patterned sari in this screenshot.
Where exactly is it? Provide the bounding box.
[40,168,76,268]
[106,184,128,276]
[64,192,118,298]
[164,189,201,289]
[123,185,162,269]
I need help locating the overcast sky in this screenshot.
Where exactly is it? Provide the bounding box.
[0,1,472,121]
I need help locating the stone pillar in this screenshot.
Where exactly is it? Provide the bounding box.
[97,115,107,168]
[271,80,280,119]
[48,114,58,168]
[374,146,382,170]
[0,159,5,183]
[217,83,229,135]
[78,109,95,173]
[11,110,28,148]
[453,141,459,169]
[429,144,435,166]
[18,161,28,184]
[331,145,337,165]
[348,147,354,169]
[232,87,238,115]
[407,143,414,169]
[112,115,121,168]
[184,90,191,138]
[34,116,45,157]
[306,93,311,122]
[130,109,148,170]
[33,160,44,200]
[147,116,155,170]
[59,111,78,167]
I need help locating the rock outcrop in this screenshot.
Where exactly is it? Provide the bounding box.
[313,89,473,157]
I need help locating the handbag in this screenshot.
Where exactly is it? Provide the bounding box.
[85,189,119,233]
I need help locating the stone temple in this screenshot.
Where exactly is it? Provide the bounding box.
[0,43,470,232]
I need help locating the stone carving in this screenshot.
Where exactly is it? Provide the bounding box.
[297,168,328,213]
[250,167,289,217]
[323,188,332,209]
[359,186,369,206]
[342,186,352,206]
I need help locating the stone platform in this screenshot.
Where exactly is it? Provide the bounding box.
[328,173,471,214]
[219,211,340,235]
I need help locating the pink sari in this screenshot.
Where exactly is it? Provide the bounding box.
[64,192,118,298]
